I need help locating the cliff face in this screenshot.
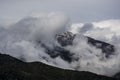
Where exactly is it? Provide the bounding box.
[56,31,115,56]
[0,53,117,80]
[42,31,115,62]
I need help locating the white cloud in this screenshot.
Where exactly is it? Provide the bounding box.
[0,12,71,65]
[0,13,120,77]
[78,23,94,34]
[69,19,120,76]
[71,19,120,43]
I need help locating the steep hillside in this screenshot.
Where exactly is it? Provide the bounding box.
[0,53,117,80]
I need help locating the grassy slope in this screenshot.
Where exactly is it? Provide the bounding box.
[0,54,117,80]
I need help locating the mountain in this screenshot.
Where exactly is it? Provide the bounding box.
[56,31,115,57]
[0,53,117,80]
[39,31,115,62]
[114,72,120,80]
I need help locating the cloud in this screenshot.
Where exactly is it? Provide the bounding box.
[71,19,120,43]
[69,19,120,76]
[79,23,94,34]
[0,13,120,77]
[0,12,71,65]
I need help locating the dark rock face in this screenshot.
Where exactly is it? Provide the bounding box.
[42,31,115,62]
[56,31,115,56]
[40,43,73,62]
[56,31,75,46]
[87,37,115,57]
[36,31,116,63]
[0,54,117,80]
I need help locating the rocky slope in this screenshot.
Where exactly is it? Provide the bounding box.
[39,31,115,62]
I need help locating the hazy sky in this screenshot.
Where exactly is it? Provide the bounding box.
[0,0,120,23]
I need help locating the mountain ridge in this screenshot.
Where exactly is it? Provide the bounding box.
[0,53,117,80]
[39,31,115,63]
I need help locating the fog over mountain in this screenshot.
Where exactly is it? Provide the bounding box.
[0,13,120,77]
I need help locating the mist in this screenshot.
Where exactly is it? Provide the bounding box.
[0,13,120,76]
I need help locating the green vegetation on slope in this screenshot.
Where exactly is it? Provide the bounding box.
[0,54,117,80]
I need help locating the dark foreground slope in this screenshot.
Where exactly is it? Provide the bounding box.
[114,72,120,80]
[0,54,117,80]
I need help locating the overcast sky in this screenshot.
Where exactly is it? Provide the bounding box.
[0,0,120,24]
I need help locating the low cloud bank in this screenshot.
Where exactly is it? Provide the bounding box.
[0,13,120,76]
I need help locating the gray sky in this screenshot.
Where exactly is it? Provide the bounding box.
[0,0,120,23]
